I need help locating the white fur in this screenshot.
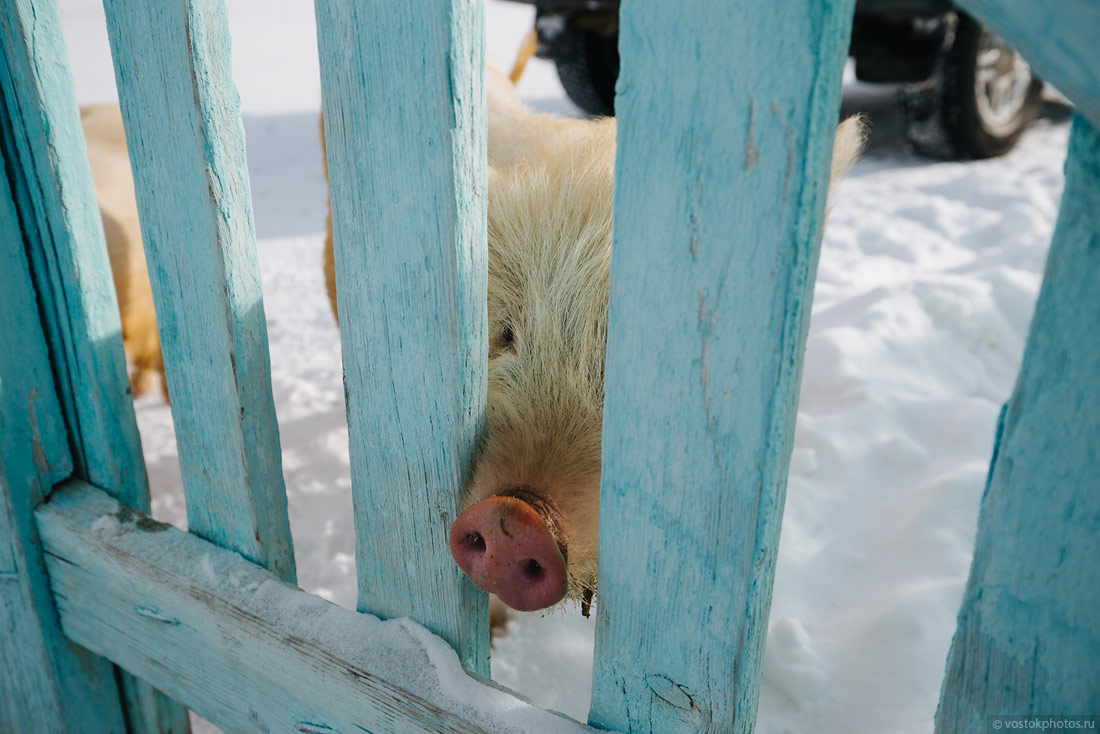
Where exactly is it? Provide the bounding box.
[450,67,864,602]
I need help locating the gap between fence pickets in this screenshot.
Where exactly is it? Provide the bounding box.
[34,480,610,734]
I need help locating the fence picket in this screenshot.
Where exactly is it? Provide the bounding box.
[0,0,149,511]
[588,1,855,731]
[0,0,189,728]
[934,114,1100,731]
[955,0,1100,129]
[0,142,125,733]
[3,0,1097,729]
[101,0,295,583]
[315,0,490,673]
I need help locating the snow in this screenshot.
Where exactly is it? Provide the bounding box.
[90,513,122,538]
[56,1,1071,732]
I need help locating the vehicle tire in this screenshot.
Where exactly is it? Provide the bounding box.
[552,28,618,117]
[898,13,1042,159]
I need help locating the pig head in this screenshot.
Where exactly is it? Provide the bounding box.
[450,120,616,612]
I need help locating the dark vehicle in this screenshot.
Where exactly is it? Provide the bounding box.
[506,0,1043,159]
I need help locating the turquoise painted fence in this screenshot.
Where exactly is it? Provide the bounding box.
[0,0,1096,731]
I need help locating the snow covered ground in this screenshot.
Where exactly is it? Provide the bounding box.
[57,1,1072,732]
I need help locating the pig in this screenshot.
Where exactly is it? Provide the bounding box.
[84,64,862,619]
[323,63,866,615]
[82,104,167,400]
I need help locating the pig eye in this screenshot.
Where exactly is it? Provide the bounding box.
[499,323,515,348]
[489,304,519,357]
[491,320,516,356]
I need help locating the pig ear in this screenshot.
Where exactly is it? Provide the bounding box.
[830,115,866,184]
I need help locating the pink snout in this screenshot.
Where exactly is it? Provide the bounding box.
[449,496,567,612]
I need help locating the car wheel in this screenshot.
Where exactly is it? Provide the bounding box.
[899,13,1042,159]
[551,27,618,117]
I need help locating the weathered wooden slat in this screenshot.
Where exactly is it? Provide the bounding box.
[0,2,191,728]
[0,142,126,733]
[35,480,608,734]
[934,114,1100,732]
[588,1,855,731]
[315,0,490,672]
[119,673,193,734]
[954,0,1100,128]
[0,0,149,511]
[100,0,295,582]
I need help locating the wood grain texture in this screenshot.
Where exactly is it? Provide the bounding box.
[36,481,608,734]
[0,0,148,511]
[101,0,295,582]
[0,143,126,733]
[934,114,1100,732]
[119,673,193,734]
[588,1,855,731]
[315,0,490,673]
[0,3,191,728]
[954,0,1100,128]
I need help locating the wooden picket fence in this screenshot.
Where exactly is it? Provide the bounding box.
[1,0,1096,731]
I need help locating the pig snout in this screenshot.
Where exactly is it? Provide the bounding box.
[449,494,567,611]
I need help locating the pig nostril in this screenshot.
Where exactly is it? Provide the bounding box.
[451,496,568,610]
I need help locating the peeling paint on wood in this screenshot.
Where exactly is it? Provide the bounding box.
[101,0,295,584]
[934,115,1100,732]
[0,0,148,509]
[3,0,1096,729]
[588,1,855,732]
[315,0,490,673]
[0,1,190,728]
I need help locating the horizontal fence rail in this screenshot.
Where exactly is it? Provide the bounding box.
[36,481,607,734]
[316,0,490,673]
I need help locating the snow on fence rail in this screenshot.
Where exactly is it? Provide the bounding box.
[0,0,1097,733]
